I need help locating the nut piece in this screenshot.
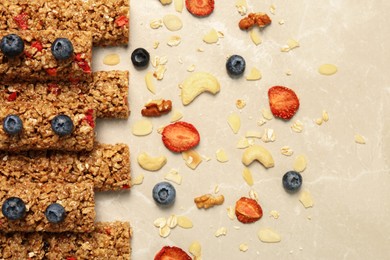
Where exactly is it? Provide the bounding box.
[194,194,225,209]
[182,149,202,170]
[242,167,254,186]
[249,27,262,45]
[132,174,144,185]
[216,148,229,163]
[215,227,227,237]
[227,113,241,134]
[170,109,183,122]
[174,0,184,12]
[319,64,338,76]
[246,67,262,80]
[164,169,182,184]
[137,152,167,171]
[242,145,274,168]
[142,99,172,117]
[160,0,172,5]
[181,72,221,105]
[103,53,120,66]
[163,14,182,31]
[132,119,153,136]
[354,134,366,144]
[239,12,272,30]
[299,190,314,208]
[203,28,219,44]
[177,215,193,228]
[145,71,156,94]
[258,228,281,243]
[293,154,307,172]
[189,241,201,258]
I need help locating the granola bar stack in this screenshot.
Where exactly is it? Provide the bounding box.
[0,1,131,259]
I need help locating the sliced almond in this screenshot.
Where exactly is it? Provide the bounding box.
[170,109,183,122]
[258,228,281,243]
[145,71,156,94]
[227,206,235,220]
[167,35,181,46]
[354,134,366,144]
[228,113,241,134]
[281,39,300,52]
[216,149,229,163]
[261,128,276,143]
[299,190,314,208]
[245,131,261,139]
[319,64,338,76]
[132,174,144,185]
[103,53,120,66]
[174,0,183,12]
[261,108,274,120]
[246,67,262,80]
[322,110,329,122]
[177,215,193,229]
[187,64,196,72]
[242,167,254,186]
[203,28,219,44]
[132,119,153,136]
[182,149,202,170]
[293,154,307,172]
[249,28,262,45]
[239,243,249,252]
[164,169,182,184]
[215,227,227,237]
[236,137,250,149]
[163,14,183,31]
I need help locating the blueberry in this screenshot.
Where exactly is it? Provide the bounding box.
[131,48,150,68]
[226,55,246,77]
[152,182,176,206]
[51,38,74,60]
[3,114,23,135]
[2,197,26,220]
[51,115,74,136]
[0,34,24,58]
[282,171,303,192]
[45,203,66,224]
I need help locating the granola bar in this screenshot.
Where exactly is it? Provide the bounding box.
[0,181,95,233]
[0,0,129,46]
[0,30,92,83]
[1,71,130,119]
[0,221,131,259]
[0,143,131,191]
[0,101,95,152]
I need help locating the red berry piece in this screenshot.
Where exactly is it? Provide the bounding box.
[268,86,300,120]
[162,121,200,152]
[185,0,215,17]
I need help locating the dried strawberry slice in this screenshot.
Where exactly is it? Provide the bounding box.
[154,246,191,260]
[7,92,17,101]
[46,68,57,76]
[74,53,91,73]
[122,184,130,190]
[268,86,300,120]
[115,15,129,27]
[162,121,200,153]
[235,197,263,224]
[14,13,29,30]
[31,41,43,52]
[83,109,95,128]
[185,0,214,17]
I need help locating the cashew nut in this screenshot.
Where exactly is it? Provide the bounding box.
[181,72,220,105]
[137,152,167,171]
[242,145,274,168]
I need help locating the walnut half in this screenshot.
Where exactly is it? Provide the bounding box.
[141,99,172,117]
[239,13,272,30]
[194,194,225,209]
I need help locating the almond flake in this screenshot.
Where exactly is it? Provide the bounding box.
[261,128,276,142]
[145,71,156,94]
[258,228,281,243]
[227,206,235,220]
[236,137,250,149]
[103,53,120,66]
[291,120,304,133]
[236,99,246,109]
[246,131,262,139]
[164,169,182,184]
[150,19,163,29]
[280,146,294,156]
[269,210,280,219]
[167,35,181,46]
[131,174,144,185]
[170,109,183,122]
[132,119,153,136]
[216,149,229,163]
[174,0,184,12]
[203,28,219,44]
[299,190,314,208]
[215,227,227,237]
[163,14,183,31]
[315,118,323,125]
[239,243,249,252]
[354,134,366,144]
[319,64,338,76]
[322,110,329,122]
[182,149,202,169]
[242,167,254,186]
[154,217,167,228]
[261,108,274,120]
[189,241,201,258]
[217,31,225,38]
[281,39,300,52]
[293,154,307,172]
[246,67,262,80]
[177,216,193,229]
[167,214,178,228]
[159,225,171,238]
[227,113,241,134]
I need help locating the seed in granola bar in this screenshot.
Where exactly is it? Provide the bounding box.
[153,181,176,206]
[131,48,150,68]
[3,114,23,135]
[51,38,74,60]
[51,115,74,136]
[45,203,66,224]
[1,197,26,220]
[282,170,302,192]
[226,55,246,77]
[0,34,24,58]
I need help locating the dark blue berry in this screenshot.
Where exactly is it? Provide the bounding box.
[3,114,23,135]
[2,197,26,220]
[51,115,74,136]
[152,182,176,206]
[131,48,150,68]
[45,203,66,224]
[51,38,74,60]
[226,55,246,77]
[282,171,302,192]
[0,34,24,58]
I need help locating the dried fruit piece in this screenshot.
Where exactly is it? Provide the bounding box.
[185,0,214,17]
[268,86,300,120]
[235,197,263,223]
[162,122,200,152]
[155,246,191,260]
[13,13,29,30]
[115,15,129,27]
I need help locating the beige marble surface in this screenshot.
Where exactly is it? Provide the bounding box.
[93,1,390,259]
